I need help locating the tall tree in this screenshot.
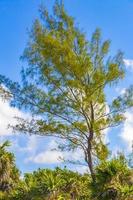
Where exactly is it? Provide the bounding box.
[0,1,133,181]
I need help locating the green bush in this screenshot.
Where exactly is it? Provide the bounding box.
[90,155,133,200]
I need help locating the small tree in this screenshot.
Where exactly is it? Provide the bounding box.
[91,155,133,200]
[0,1,132,181]
[0,141,20,193]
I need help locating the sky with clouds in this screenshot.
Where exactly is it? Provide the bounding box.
[0,0,133,174]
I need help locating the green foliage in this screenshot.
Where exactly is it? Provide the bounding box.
[0,143,133,200]
[9,167,91,200]
[91,155,133,200]
[3,156,133,200]
[0,141,20,198]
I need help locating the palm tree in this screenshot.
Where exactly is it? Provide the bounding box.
[0,140,19,192]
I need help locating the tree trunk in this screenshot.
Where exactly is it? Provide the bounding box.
[87,144,96,182]
[87,102,96,182]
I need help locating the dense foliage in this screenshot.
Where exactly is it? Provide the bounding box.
[0,143,132,200]
[0,141,20,199]
[91,155,133,200]
[10,168,91,200]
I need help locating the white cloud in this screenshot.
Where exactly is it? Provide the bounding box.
[27,139,84,165]
[17,135,39,153]
[0,98,65,165]
[65,149,84,161]
[115,87,127,95]
[120,110,133,151]
[30,150,63,164]
[0,99,29,136]
[124,59,133,70]
[27,142,88,174]
[27,142,88,173]
[120,88,127,95]
[72,165,88,174]
[25,139,61,164]
[0,100,21,135]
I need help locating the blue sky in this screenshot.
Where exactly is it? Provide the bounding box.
[0,0,133,174]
